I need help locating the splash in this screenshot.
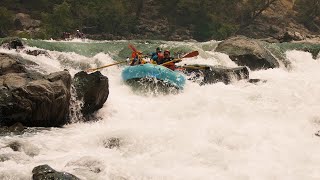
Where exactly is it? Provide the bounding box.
[0,40,320,180]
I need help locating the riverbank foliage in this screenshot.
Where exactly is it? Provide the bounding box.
[0,0,319,40]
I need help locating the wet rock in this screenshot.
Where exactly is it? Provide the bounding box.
[279,31,305,42]
[215,36,279,70]
[0,153,31,163]
[8,141,22,151]
[0,53,26,75]
[0,154,10,162]
[66,156,104,174]
[4,140,40,157]
[0,122,25,135]
[24,49,50,57]
[32,164,80,180]
[0,37,24,50]
[73,71,109,118]
[179,64,249,85]
[8,122,25,132]
[0,53,72,127]
[248,79,267,84]
[103,137,121,149]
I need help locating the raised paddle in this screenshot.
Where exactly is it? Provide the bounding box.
[128,44,138,53]
[85,60,128,72]
[86,45,143,73]
[160,51,199,66]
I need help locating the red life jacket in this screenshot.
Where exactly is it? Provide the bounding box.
[131,52,137,58]
[157,53,164,61]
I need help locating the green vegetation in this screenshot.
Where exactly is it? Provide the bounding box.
[0,0,319,41]
[294,0,320,31]
[0,7,13,37]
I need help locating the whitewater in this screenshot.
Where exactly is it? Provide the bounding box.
[0,40,320,180]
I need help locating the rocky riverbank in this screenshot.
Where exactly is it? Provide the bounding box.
[1,0,319,41]
[0,51,109,127]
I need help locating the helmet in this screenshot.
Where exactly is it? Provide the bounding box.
[156,47,161,52]
[164,50,170,55]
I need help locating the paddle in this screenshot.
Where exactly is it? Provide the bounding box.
[128,44,138,53]
[85,60,128,72]
[129,44,155,58]
[160,51,199,66]
[86,44,143,73]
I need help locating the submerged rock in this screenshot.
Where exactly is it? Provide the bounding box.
[32,165,80,180]
[103,137,121,149]
[66,156,104,176]
[24,49,50,57]
[73,71,109,118]
[4,140,40,157]
[0,53,71,127]
[248,79,267,84]
[215,36,279,70]
[178,64,249,85]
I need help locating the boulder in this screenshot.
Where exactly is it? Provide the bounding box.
[0,122,25,135]
[0,37,24,50]
[279,31,305,42]
[24,49,50,57]
[0,53,71,127]
[0,53,27,75]
[32,165,80,180]
[179,64,249,85]
[73,71,109,118]
[215,36,279,70]
[14,13,41,30]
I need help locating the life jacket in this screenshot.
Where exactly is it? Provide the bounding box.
[131,52,137,58]
[157,52,164,61]
[156,53,164,64]
[130,52,146,66]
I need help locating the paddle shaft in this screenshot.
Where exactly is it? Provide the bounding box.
[161,58,182,66]
[160,51,199,66]
[86,60,127,72]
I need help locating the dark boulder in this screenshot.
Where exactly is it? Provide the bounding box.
[103,137,121,149]
[248,79,267,84]
[73,71,109,117]
[278,31,305,42]
[178,64,249,85]
[0,37,24,50]
[24,49,50,57]
[0,53,71,127]
[32,165,80,180]
[0,53,27,75]
[215,36,279,70]
[0,122,25,135]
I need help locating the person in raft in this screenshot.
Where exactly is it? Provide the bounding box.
[150,47,164,64]
[160,50,180,71]
[130,51,146,66]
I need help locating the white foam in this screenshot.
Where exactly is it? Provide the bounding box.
[1,46,320,179]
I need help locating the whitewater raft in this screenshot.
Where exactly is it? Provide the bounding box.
[122,63,186,90]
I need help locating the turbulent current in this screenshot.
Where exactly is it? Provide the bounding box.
[1,39,320,180]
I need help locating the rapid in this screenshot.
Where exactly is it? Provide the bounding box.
[0,39,320,180]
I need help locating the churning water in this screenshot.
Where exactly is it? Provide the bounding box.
[0,40,320,180]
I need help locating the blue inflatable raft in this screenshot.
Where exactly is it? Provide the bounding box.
[122,63,186,90]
